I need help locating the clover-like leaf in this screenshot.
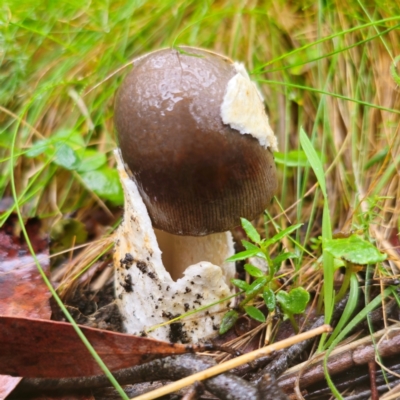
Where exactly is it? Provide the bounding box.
[219,310,239,335]
[52,128,85,149]
[244,306,266,323]
[76,149,107,172]
[53,143,80,170]
[276,287,310,315]
[324,235,387,265]
[263,288,276,312]
[80,167,123,205]
[26,139,51,158]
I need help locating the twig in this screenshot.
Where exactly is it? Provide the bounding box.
[368,360,379,400]
[277,323,400,392]
[181,382,204,400]
[17,354,274,399]
[251,294,358,385]
[16,326,329,399]
[130,325,331,400]
[304,363,400,399]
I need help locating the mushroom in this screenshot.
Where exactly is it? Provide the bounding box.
[113,46,278,342]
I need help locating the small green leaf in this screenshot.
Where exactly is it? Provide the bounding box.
[80,167,123,205]
[240,217,261,244]
[226,248,266,262]
[53,143,80,170]
[300,128,327,198]
[263,288,276,312]
[241,240,259,251]
[276,287,310,315]
[244,264,264,278]
[264,224,303,247]
[324,235,387,264]
[246,276,269,296]
[274,150,310,167]
[76,149,107,172]
[272,252,298,268]
[231,279,250,291]
[244,306,266,323]
[219,310,239,334]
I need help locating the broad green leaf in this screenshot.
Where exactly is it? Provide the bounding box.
[226,248,266,262]
[263,224,303,247]
[53,143,80,170]
[231,279,250,291]
[77,149,107,172]
[219,310,239,335]
[244,306,266,323]
[276,287,310,315]
[240,217,261,244]
[244,264,264,278]
[300,128,327,198]
[241,240,259,251]
[263,288,276,312]
[246,276,269,296]
[324,235,387,264]
[80,167,123,205]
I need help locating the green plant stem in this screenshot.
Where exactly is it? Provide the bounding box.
[335,263,354,303]
[260,245,274,281]
[287,313,299,333]
[239,288,263,309]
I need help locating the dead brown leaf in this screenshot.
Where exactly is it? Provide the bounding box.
[0,316,200,379]
[0,214,51,399]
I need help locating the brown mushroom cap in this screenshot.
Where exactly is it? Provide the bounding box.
[114,46,277,236]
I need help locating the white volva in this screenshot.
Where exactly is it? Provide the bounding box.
[114,150,235,342]
[220,62,278,151]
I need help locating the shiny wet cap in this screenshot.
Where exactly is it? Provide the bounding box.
[114,46,277,236]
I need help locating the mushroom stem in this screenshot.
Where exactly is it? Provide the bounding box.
[114,150,235,343]
[154,229,235,281]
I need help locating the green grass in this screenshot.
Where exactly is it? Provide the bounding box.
[1,0,400,398]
